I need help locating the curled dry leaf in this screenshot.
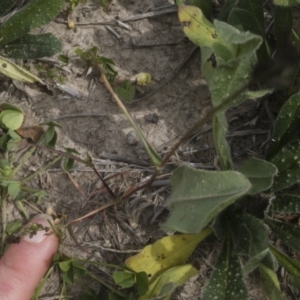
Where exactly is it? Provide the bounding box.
[16,125,44,143]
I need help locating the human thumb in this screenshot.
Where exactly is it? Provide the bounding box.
[0,214,59,300]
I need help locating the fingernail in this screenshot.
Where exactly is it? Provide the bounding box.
[22,214,52,244]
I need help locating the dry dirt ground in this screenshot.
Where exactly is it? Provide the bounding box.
[0,1,289,299]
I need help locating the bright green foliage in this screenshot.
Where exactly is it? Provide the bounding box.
[4,33,62,59]
[113,271,135,288]
[238,157,277,195]
[162,165,251,233]
[259,264,286,300]
[175,0,212,19]
[202,237,248,300]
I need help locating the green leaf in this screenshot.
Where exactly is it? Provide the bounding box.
[270,194,300,213]
[7,181,21,199]
[162,165,251,233]
[269,244,300,278]
[125,230,212,282]
[202,237,248,300]
[271,140,300,191]
[0,0,18,17]
[59,259,73,272]
[113,271,135,288]
[63,148,79,172]
[229,215,251,255]
[0,56,42,83]
[245,214,277,270]
[228,0,269,61]
[0,110,24,130]
[265,218,300,253]
[114,80,136,104]
[4,33,62,59]
[181,0,212,19]
[6,220,23,235]
[238,157,277,195]
[243,249,270,276]
[213,113,233,169]
[0,0,64,47]
[1,103,23,112]
[267,92,300,159]
[178,6,234,61]
[136,272,149,296]
[259,264,286,300]
[139,265,198,300]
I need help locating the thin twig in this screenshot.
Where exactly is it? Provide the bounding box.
[44,113,107,123]
[21,142,116,198]
[55,6,177,26]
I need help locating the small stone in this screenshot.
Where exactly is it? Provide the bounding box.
[127,130,137,145]
[144,113,159,124]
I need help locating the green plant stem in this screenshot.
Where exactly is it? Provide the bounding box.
[1,188,8,254]
[98,64,162,167]
[86,270,127,297]
[20,155,61,184]
[15,200,29,220]
[11,145,37,178]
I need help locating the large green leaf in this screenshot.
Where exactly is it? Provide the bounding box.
[243,249,270,276]
[0,0,64,47]
[202,237,249,300]
[238,157,277,195]
[0,0,18,17]
[162,165,251,233]
[259,264,286,300]
[270,194,300,214]
[271,140,300,191]
[267,92,300,160]
[4,33,62,59]
[265,218,300,253]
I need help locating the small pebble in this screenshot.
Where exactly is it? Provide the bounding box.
[144,113,159,124]
[127,130,137,145]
